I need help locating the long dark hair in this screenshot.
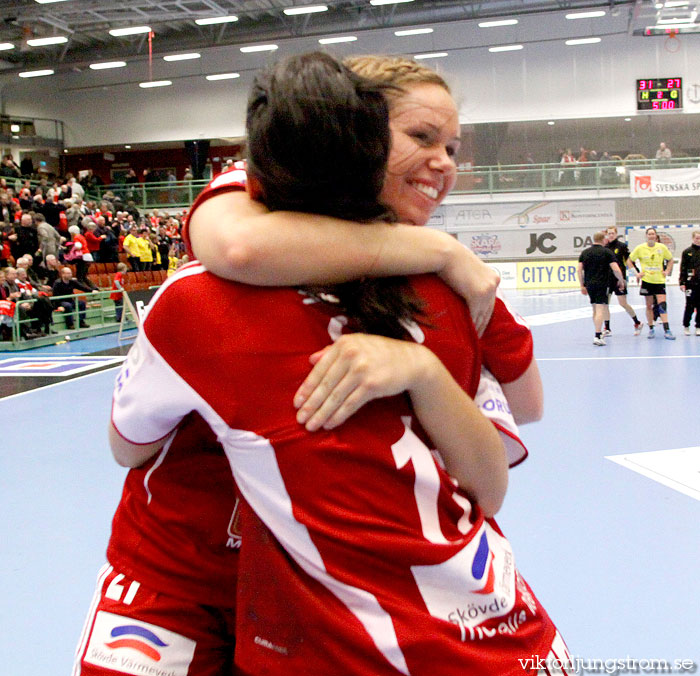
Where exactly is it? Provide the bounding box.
[246,52,424,340]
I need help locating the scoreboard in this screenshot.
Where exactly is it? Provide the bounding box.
[637,78,683,110]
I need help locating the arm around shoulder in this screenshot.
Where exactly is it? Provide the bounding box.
[187,190,498,323]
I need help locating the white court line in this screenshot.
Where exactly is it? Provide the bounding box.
[524,304,645,326]
[539,355,700,361]
[0,356,126,378]
[0,364,122,403]
[606,447,700,502]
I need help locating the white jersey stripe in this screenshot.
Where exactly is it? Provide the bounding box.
[222,428,411,675]
[72,563,113,676]
[116,330,411,674]
[144,430,177,504]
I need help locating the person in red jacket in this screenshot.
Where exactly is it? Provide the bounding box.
[110,262,127,322]
[83,218,105,263]
[66,224,97,289]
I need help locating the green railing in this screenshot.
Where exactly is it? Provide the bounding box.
[1,290,136,351]
[77,155,700,210]
[452,156,700,196]
[87,181,203,210]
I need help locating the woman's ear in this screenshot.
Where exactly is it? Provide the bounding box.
[246,174,264,201]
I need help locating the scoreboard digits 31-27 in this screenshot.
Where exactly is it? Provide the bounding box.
[637,78,683,110]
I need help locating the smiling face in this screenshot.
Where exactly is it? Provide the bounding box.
[380,83,460,226]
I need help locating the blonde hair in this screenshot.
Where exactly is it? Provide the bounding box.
[344,55,450,95]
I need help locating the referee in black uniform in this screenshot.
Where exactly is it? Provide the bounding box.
[578,231,626,346]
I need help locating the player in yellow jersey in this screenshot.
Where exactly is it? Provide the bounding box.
[628,227,675,339]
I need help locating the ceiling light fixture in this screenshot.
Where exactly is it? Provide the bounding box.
[370,0,414,5]
[565,37,602,44]
[565,10,606,19]
[489,44,524,52]
[89,61,127,70]
[240,44,278,52]
[27,36,68,46]
[206,72,241,80]
[478,19,518,27]
[284,5,328,15]
[664,0,689,6]
[163,53,201,61]
[109,26,152,37]
[395,28,434,35]
[656,14,696,22]
[0,43,14,51]
[195,15,238,25]
[139,80,172,88]
[35,0,71,4]
[10,124,20,133]
[650,20,698,28]
[19,69,55,78]
[318,36,357,43]
[125,145,132,149]
[414,52,448,59]
[548,121,555,125]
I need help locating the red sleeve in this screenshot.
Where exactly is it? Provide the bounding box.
[479,296,533,384]
[182,163,247,257]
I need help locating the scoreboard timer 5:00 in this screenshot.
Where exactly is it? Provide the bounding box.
[637,78,683,110]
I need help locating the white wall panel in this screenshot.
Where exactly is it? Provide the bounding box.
[1,10,699,147]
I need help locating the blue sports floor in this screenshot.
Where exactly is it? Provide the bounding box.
[1,290,698,675]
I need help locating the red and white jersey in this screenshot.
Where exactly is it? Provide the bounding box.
[0,298,14,318]
[17,279,35,295]
[107,411,241,608]
[112,266,559,675]
[183,169,533,465]
[181,164,247,258]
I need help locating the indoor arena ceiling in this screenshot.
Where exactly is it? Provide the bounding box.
[0,0,691,75]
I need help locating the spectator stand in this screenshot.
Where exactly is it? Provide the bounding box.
[0,268,164,351]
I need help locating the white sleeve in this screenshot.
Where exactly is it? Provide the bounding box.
[111,328,196,444]
[474,368,528,468]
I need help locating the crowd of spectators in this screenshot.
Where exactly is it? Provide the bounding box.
[0,169,189,341]
[551,143,673,187]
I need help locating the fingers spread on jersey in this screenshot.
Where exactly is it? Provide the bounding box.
[303,371,363,431]
[295,343,358,429]
[293,346,330,409]
[297,334,425,431]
